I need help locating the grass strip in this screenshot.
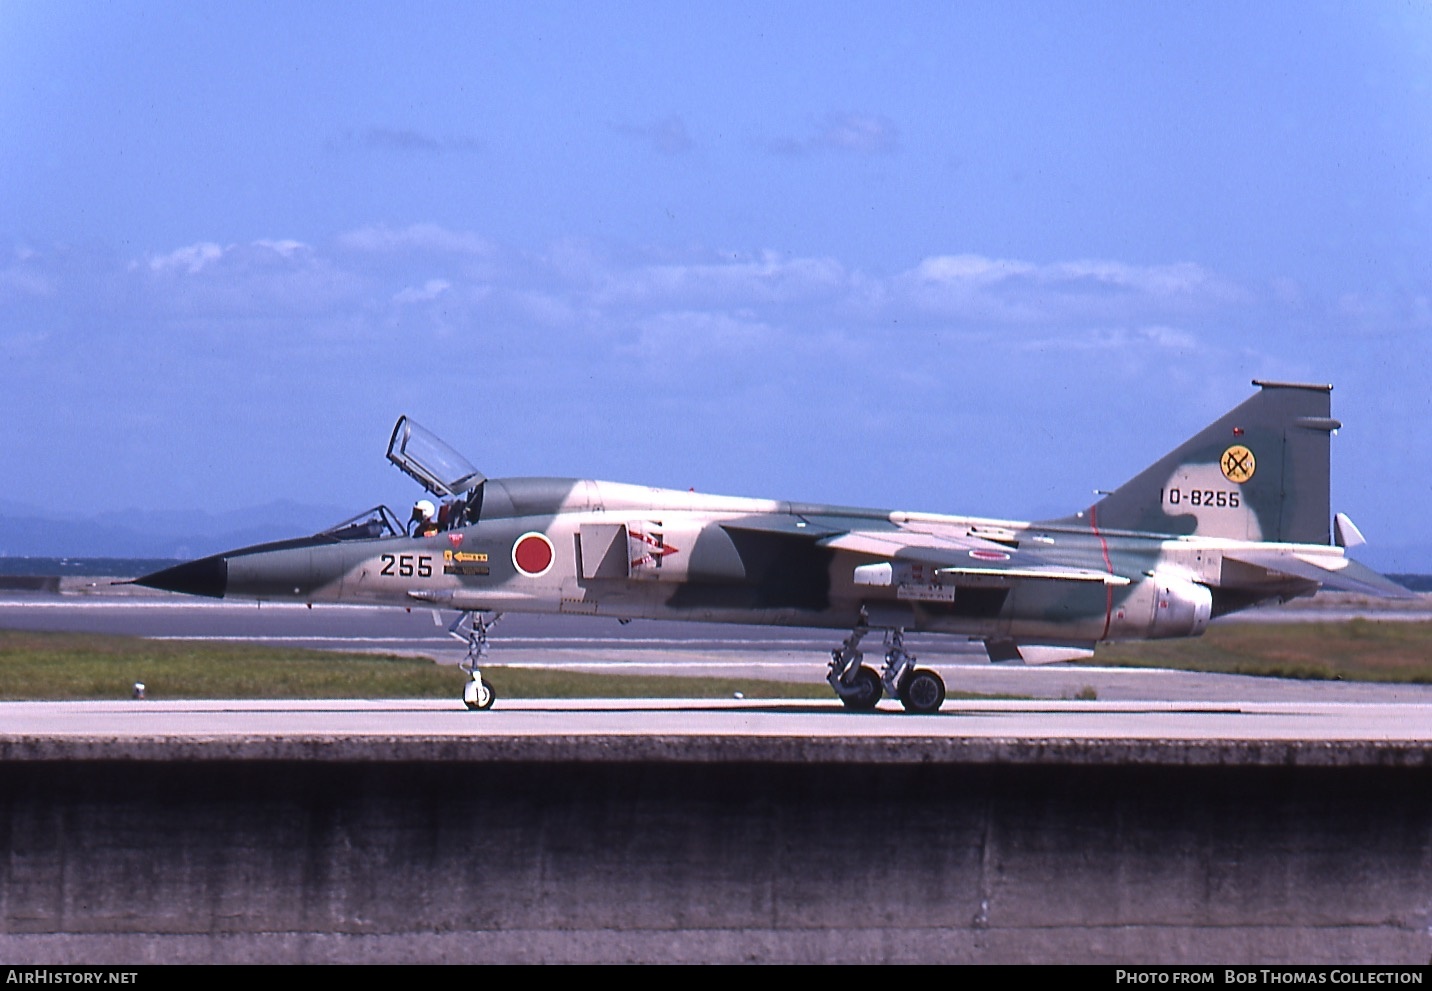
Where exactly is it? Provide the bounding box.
[1095,619,1432,683]
[0,630,828,701]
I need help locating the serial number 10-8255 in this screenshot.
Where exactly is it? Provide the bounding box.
[380,553,433,578]
[1161,488,1241,508]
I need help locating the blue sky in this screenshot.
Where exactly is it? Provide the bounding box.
[3,2,1430,567]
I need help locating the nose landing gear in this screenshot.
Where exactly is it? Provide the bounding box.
[450,610,502,710]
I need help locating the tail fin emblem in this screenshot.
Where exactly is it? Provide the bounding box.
[1221,445,1256,483]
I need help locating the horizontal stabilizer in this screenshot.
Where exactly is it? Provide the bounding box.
[1223,549,1415,599]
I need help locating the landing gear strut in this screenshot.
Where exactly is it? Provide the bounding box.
[827,619,882,711]
[450,610,502,710]
[828,621,946,714]
[879,629,946,715]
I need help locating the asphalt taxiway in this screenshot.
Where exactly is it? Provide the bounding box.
[3,696,1431,752]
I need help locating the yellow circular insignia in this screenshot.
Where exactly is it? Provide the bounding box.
[1221,445,1256,483]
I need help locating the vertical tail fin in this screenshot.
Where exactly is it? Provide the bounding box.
[1055,381,1338,544]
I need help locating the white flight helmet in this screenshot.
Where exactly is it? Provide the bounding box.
[413,499,436,521]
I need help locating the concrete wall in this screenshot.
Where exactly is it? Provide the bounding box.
[3,757,1430,964]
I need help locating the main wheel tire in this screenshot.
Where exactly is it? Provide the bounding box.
[898,668,945,714]
[837,665,883,712]
[463,677,496,711]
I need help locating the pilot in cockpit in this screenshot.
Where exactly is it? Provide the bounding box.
[410,499,439,537]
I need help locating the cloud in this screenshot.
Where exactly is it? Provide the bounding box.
[1044,259,1230,297]
[125,239,1243,350]
[610,115,694,155]
[1335,289,1432,334]
[57,234,1260,372]
[141,239,314,276]
[146,242,224,274]
[254,239,309,259]
[1018,325,1201,353]
[337,223,495,257]
[134,238,361,319]
[595,250,848,308]
[393,279,452,304]
[1137,325,1199,349]
[911,254,1036,286]
[766,112,899,156]
[327,127,482,155]
[0,261,56,300]
[909,254,1225,296]
[889,253,1243,325]
[6,226,1425,561]
[622,310,775,365]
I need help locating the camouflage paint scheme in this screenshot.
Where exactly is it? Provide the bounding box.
[138,381,1410,711]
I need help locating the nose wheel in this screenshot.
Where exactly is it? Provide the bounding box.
[463,676,495,711]
[451,611,502,711]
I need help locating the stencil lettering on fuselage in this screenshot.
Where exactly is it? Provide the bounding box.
[1158,461,1262,540]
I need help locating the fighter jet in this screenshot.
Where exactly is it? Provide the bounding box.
[137,381,1411,713]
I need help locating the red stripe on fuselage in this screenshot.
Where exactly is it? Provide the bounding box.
[1090,505,1114,641]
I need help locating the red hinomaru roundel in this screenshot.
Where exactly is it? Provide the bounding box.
[512,532,555,577]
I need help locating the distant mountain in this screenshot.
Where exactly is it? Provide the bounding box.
[0,500,352,559]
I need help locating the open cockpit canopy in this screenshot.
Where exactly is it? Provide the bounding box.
[386,416,486,498]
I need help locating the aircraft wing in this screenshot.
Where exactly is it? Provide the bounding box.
[817,529,1129,584]
[722,516,1129,586]
[1222,548,1416,599]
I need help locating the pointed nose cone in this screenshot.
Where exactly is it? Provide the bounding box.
[135,555,228,598]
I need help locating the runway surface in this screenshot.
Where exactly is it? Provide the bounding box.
[3,696,1430,746]
[3,587,1432,706]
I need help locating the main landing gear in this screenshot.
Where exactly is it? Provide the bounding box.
[827,620,881,711]
[450,610,502,710]
[827,620,946,715]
